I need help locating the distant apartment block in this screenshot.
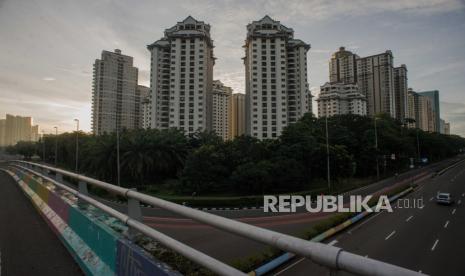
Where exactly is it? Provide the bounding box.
[328,47,405,119]
[329,47,359,84]
[244,15,311,139]
[212,80,232,140]
[444,122,450,135]
[0,119,5,146]
[0,114,39,147]
[417,90,440,133]
[393,65,408,122]
[91,49,139,135]
[357,50,395,117]
[407,88,419,128]
[136,85,150,128]
[317,82,367,117]
[231,93,246,138]
[147,16,215,135]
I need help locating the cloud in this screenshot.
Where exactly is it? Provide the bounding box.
[440,101,465,136]
[0,0,464,133]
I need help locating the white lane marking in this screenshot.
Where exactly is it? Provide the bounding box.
[429,197,434,201]
[348,210,384,234]
[419,270,422,273]
[406,215,414,222]
[452,208,456,215]
[462,193,464,197]
[431,239,439,251]
[385,231,396,240]
[273,257,305,276]
[328,240,338,246]
[458,200,462,205]
[364,255,369,258]
[444,220,450,228]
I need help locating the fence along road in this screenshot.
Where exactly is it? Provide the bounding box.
[10,161,423,276]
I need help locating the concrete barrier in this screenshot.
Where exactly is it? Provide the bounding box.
[4,168,180,276]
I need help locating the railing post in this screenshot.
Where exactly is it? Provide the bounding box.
[56,172,63,183]
[78,180,89,206]
[127,188,142,240]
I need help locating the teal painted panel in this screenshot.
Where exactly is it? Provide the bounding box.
[68,207,118,270]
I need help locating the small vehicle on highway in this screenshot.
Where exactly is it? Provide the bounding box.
[436,192,454,205]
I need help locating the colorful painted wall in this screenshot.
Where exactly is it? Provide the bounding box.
[5,168,180,276]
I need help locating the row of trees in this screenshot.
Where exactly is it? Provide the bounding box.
[4,114,465,195]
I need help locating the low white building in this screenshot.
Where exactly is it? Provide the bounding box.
[317,82,367,117]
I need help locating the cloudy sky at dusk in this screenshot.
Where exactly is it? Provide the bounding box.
[1,0,464,135]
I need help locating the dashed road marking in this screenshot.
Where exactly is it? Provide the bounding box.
[406,215,413,222]
[444,220,449,228]
[328,240,338,246]
[385,231,396,240]
[429,197,434,201]
[452,208,456,215]
[273,257,305,276]
[462,193,464,197]
[458,200,462,205]
[431,239,439,251]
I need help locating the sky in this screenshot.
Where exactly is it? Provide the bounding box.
[1,0,464,135]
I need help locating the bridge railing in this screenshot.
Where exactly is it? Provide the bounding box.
[10,160,422,276]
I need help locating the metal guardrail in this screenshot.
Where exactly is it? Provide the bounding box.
[10,161,423,276]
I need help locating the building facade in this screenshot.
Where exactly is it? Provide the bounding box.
[418,90,440,133]
[91,49,139,135]
[407,88,420,128]
[231,93,246,138]
[444,122,450,135]
[244,15,311,139]
[0,119,5,147]
[329,47,359,84]
[212,80,232,140]
[147,16,215,135]
[317,82,367,117]
[136,85,150,128]
[393,64,408,122]
[357,51,395,117]
[0,114,39,146]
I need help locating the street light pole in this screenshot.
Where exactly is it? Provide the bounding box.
[53,126,58,167]
[116,116,121,187]
[374,117,380,180]
[41,130,45,162]
[416,128,420,162]
[74,119,79,173]
[325,105,331,192]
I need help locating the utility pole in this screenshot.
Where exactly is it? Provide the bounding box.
[74,119,79,172]
[325,114,331,192]
[374,117,380,180]
[54,126,58,166]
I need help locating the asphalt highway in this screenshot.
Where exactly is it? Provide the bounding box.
[0,170,82,276]
[272,159,465,276]
[2,157,461,265]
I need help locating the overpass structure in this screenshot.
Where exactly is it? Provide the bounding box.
[1,160,424,276]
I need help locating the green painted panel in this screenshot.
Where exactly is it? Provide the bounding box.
[68,207,118,270]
